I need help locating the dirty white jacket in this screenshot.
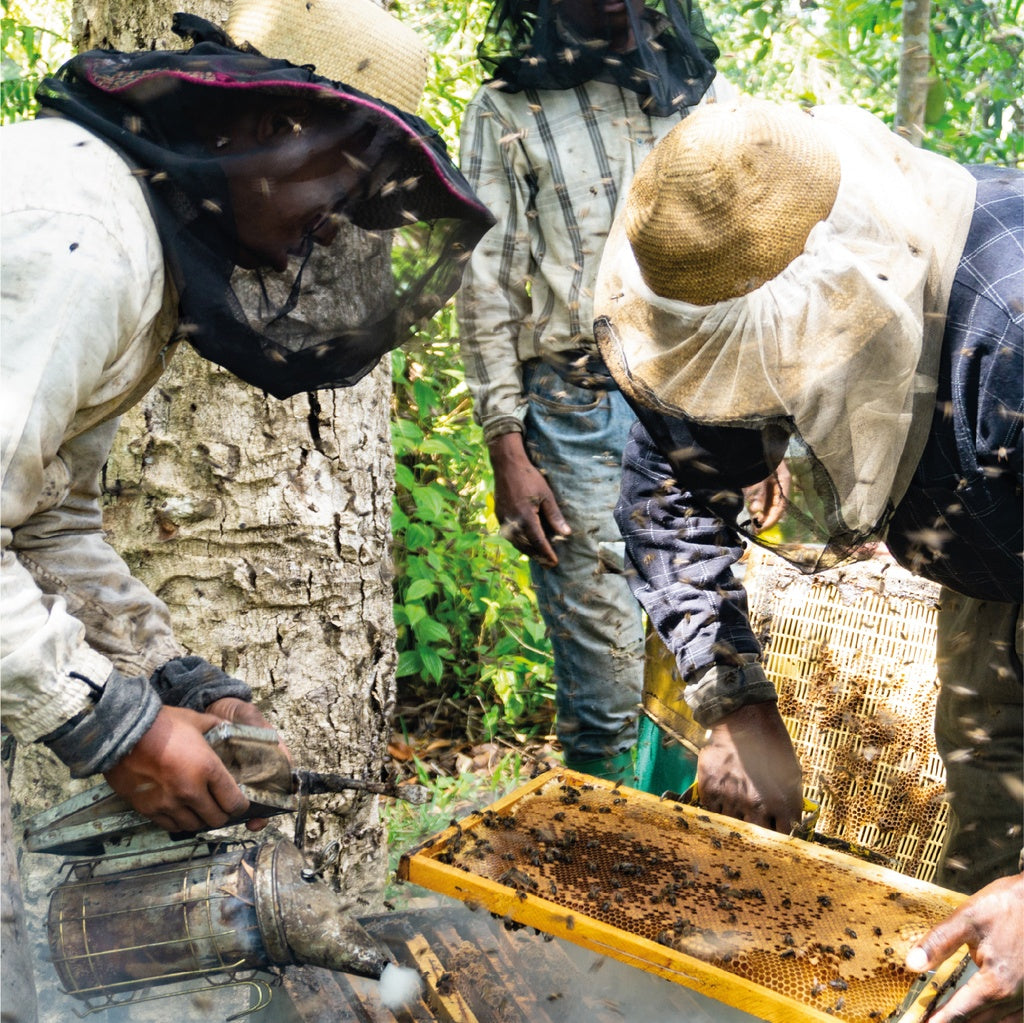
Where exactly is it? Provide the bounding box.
[1,117,182,743]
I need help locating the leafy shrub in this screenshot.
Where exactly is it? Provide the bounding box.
[391,311,555,743]
[1,0,69,124]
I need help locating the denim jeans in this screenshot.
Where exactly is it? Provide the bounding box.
[522,360,645,765]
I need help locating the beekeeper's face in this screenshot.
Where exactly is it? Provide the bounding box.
[221,105,386,272]
[558,0,647,52]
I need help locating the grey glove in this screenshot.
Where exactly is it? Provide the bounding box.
[149,656,251,711]
[40,657,252,779]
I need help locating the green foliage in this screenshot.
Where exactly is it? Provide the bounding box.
[704,0,1021,163]
[390,310,556,742]
[383,751,528,900]
[1,0,69,124]
[395,0,490,151]
[390,1,556,744]
[925,0,1022,163]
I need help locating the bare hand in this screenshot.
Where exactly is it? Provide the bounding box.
[905,873,1023,1023]
[743,462,792,533]
[697,702,803,833]
[206,697,292,832]
[104,705,251,834]
[489,432,570,567]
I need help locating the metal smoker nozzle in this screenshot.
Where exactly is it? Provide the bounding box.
[254,838,392,979]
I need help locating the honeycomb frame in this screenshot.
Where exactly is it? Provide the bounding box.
[399,769,968,1023]
[743,548,947,881]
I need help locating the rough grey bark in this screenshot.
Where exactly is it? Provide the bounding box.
[895,0,932,147]
[9,1,398,1018]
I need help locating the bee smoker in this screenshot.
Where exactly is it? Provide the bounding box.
[25,724,430,1013]
[47,837,390,1003]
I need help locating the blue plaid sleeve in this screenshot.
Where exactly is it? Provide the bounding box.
[887,167,1023,602]
[616,417,776,726]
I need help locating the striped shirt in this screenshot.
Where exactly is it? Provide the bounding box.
[456,78,730,442]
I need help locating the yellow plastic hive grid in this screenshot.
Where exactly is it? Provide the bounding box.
[743,549,947,881]
[399,769,967,1023]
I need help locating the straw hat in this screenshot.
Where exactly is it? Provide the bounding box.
[226,0,429,113]
[624,98,841,306]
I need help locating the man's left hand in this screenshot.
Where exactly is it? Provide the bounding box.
[697,702,804,834]
[905,872,1023,1023]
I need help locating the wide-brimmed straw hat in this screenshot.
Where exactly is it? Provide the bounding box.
[624,99,841,305]
[227,0,429,112]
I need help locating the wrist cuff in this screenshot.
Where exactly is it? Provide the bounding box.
[482,418,526,444]
[686,659,778,728]
[150,656,251,711]
[41,669,161,777]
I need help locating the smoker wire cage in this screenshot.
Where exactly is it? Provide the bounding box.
[47,843,267,1001]
[743,547,948,882]
[399,769,966,1023]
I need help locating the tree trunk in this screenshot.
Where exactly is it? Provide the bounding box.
[895,0,932,147]
[10,1,398,1018]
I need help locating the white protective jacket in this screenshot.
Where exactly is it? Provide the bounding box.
[1,117,182,743]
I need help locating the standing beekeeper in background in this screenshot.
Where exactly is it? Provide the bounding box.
[456,0,730,784]
[0,2,494,1017]
[594,97,1022,1023]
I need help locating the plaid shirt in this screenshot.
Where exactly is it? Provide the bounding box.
[618,167,1023,726]
[456,79,731,442]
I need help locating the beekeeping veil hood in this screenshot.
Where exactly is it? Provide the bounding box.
[478,0,718,116]
[34,13,495,399]
[594,98,978,568]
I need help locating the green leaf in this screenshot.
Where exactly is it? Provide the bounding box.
[395,649,421,678]
[413,485,450,521]
[402,522,435,551]
[394,463,416,490]
[419,645,444,683]
[403,603,427,627]
[413,617,451,645]
[405,578,436,602]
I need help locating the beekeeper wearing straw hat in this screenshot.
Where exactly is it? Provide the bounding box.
[594,97,1022,1023]
[1,0,494,1013]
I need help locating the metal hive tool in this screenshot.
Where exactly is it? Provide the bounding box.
[399,769,969,1023]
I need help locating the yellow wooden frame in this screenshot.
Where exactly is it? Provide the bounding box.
[399,769,969,1023]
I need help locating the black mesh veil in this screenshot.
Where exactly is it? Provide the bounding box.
[478,0,718,115]
[34,15,496,399]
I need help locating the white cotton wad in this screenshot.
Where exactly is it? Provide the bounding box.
[378,962,423,1010]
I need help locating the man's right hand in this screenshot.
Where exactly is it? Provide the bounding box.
[697,702,804,834]
[488,432,571,567]
[103,705,250,833]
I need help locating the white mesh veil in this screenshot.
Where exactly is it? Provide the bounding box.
[595,104,978,565]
